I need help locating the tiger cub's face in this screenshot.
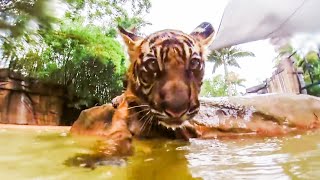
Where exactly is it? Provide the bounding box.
[119,22,215,129]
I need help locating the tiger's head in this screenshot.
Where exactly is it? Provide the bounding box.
[119,22,214,129]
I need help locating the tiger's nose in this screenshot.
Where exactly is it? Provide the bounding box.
[164,108,187,118]
[160,81,190,118]
[162,94,189,118]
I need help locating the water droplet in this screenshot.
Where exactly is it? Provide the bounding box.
[144,158,154,162]
[294,135,302,139]
[60,132,67,137]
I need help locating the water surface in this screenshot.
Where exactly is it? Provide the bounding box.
[0,127,320,180]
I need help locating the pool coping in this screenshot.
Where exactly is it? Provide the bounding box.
[0,124,71,131]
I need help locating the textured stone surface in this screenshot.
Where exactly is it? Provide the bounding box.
[194,94,320,138]
[0,69,64,125]
[70,93,320,139]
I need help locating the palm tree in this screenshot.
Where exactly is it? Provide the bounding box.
[208,46,255,96]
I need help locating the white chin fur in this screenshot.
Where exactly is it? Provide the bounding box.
[158,121,190,131]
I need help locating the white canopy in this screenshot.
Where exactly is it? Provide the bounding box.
[210,0,320,50]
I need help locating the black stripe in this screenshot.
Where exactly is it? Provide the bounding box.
[139,53,144,60]
[162,47,170,63]
[134,61,139,78]
[149,35,160,45]
[183,38,194,47]
[161,38,182,47]
[188,47,192,59]
[174,46,183,58]
[160,47,166,61]
[145,53,155,59]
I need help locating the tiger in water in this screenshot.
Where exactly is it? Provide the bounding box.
[71,22,215,156]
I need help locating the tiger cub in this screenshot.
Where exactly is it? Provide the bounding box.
[71,22,215,156]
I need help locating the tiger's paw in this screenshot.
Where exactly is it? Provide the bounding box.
[111,94,125,108]
[96,130,133,157]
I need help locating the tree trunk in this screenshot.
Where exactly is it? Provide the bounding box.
[223,59,232,96]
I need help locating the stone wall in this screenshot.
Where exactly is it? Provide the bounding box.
[0,69,65,125]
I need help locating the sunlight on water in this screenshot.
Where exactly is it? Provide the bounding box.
[1,127,320,180]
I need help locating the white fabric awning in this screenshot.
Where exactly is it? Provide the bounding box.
[210,0,320,50]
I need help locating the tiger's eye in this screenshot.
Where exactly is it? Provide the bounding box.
[144,58,159,72]
[190,58,201,70]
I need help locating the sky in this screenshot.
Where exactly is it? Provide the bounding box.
[140,0,277,90]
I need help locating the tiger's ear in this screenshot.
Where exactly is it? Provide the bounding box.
[118,26,143,60]
[190,22,215,47]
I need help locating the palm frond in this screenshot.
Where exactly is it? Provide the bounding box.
[227,59,241,68]
[231,51,255,58]
[212,61,222,73]
[207,50,222,62]
[208,46,254,73]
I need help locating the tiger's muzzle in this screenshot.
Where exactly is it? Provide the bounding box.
[152,80,200,128]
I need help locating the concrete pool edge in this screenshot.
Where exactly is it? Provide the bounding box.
[0,124,71,131]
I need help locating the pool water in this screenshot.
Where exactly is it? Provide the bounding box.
[1,127,320,180]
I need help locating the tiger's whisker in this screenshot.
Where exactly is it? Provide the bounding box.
[139,111,150,122]
[139,111,151,132]
[143,114,152,134]
[147,115,154,136]
[140,112,151,132]
[128,105,149,110]
[128,108,149,117]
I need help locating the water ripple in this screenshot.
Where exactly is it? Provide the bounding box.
[183,135,320,180]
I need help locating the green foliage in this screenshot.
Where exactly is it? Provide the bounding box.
[66,0,151,17]
[296,51,320,80]
[304,57,320,96]
[1,0,151,56]
[0,0,151,38]
[9,24,126,108]
[65,0,151,37]
[52,58,124,108]
[0,0,58,38]
[293,50,320,96]
[307,85,320,96]
[200,75,228,97]
[1,0,152,109]
[305,51,319,64]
